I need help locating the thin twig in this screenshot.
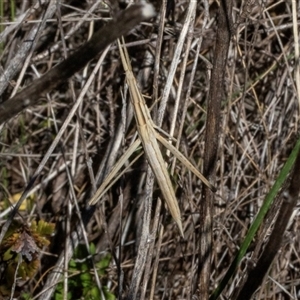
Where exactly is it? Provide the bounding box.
[196,0,232,298]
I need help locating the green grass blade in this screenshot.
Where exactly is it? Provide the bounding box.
[10,0,15,21]
[210,136,300,300]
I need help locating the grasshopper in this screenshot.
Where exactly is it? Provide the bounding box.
[89,39,216,237]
